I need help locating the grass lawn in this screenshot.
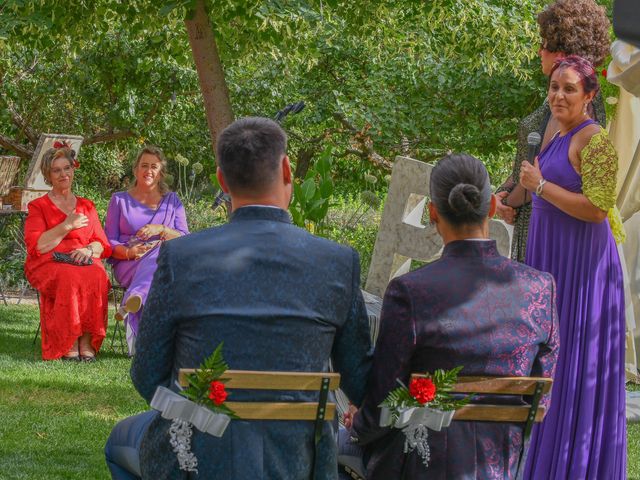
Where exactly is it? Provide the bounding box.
[1,304,639,479]
[0,304,146,479]
[630,382,640,480]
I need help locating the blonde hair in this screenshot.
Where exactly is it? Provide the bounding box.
[41,147,75,186]
[131,146,170,194]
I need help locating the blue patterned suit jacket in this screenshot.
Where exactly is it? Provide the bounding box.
[131,206,372,479]
[353,240,559,480]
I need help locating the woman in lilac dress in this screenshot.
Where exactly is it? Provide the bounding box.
[105,146,189,353]
[520,56,626,479]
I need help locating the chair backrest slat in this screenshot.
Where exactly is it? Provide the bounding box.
[410,374,552,423]
[178,370,340,391]
[411,374,552,395]
[177,369,340,421]
[453,404,546,423]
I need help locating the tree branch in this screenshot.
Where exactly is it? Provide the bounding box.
[331,112,392,170]
[8,105,40,145]
[83,129,135,145]
[0,133,33,159]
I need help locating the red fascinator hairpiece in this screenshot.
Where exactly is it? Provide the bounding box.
[53,140,79,168]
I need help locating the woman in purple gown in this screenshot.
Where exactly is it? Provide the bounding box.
[105,146,189,353]
[520,56,626,479]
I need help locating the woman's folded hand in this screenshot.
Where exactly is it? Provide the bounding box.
[495,192,516,224]
[128,243,153,260]
[136,224,165,241]
[69,247,93,264]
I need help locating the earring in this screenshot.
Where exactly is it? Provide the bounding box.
[583,103,589,115]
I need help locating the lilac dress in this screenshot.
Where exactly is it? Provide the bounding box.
[524,119,626,479]
[105,191,189,352]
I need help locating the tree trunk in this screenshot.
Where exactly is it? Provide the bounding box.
[184,0,234,154]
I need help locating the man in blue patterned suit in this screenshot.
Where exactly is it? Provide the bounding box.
[105,117,373,479]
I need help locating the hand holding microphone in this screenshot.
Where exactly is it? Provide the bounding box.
[525,132,541,165]
[519,132,543,191]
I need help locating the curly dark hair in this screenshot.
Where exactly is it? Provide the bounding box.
[538,0,611,67]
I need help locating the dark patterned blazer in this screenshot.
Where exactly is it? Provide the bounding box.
[131,206,372,479]
[352,240,559,480]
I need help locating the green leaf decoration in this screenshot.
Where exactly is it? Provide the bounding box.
[180,342,238,418]
[380,366,475,424]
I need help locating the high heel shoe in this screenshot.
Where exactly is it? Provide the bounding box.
[125,295,142,313]
[114,294,143,322]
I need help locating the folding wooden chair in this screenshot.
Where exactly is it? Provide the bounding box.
[411,374,553,480]
[106,265,127,355]
[178,369,340,479]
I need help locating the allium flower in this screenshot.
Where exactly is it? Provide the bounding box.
[409,377,436,404]
[192,162,203,174]
[364,173,378,184]
[361,190,381,208]
[175,154,190,166]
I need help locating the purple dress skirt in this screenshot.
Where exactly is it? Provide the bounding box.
[104,191,189,353]
[524,119,626,479]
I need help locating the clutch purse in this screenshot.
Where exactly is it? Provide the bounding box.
[52,252,93,266]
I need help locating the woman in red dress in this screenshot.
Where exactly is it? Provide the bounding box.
[24,145,112,361]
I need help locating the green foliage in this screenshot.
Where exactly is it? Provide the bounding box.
[0,219,27,289]
[1,0,559,200]
[428,366,474,412]
[380,366,473,425]
[181,342,238,418]
[289,146,334,230]
[323,193,383,282]
[184,196,225,232]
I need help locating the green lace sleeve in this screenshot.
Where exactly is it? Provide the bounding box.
[581,130,626,243]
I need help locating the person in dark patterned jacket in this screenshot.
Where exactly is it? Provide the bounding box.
[349,153,559,479]
[104,117,372,479]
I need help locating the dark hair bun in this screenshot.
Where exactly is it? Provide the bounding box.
[448,183,481,215]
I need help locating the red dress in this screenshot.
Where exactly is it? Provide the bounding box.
[24,195,112,360]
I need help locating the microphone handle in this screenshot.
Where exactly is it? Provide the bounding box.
[527,144,539,164]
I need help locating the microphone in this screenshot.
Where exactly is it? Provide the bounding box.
[527,132,542,164]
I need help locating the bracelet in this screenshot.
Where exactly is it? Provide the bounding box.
[535,178,547,197]
[126,247,132,260]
